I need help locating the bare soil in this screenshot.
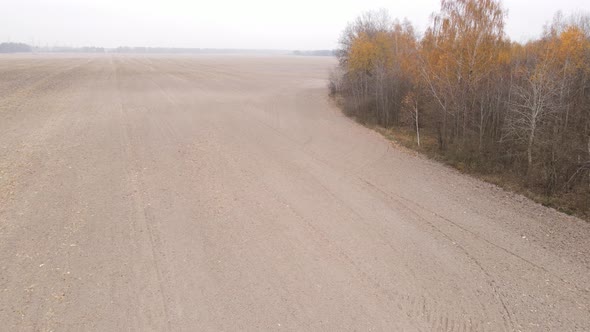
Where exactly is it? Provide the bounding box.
[1,54,589,331]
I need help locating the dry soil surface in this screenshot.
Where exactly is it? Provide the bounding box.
[0,54,589,331]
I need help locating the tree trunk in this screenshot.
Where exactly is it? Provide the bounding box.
[415,102,420,147]
[527,124,536,180]
[479,102,484,153]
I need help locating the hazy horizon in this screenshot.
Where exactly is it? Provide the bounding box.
[1,0,588,49]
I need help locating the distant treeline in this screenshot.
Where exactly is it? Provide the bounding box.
[0,43,309,55]
[0,42,32,53]
[43,46,106,53]
[0,42,333,56]
[0,43,105,53]
[292,50,335,56]
[111,47,289,54]
[331,1,590,217]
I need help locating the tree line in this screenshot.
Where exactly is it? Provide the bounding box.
[0,42,32,53]
[330,0,590,217]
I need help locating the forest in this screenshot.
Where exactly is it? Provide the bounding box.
[330,0,590,218]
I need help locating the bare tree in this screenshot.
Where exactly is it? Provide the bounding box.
[505,60,560,175]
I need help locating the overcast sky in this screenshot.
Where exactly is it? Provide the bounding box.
[1,0,588,49]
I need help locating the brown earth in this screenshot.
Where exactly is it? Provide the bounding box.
[0,54,589,331]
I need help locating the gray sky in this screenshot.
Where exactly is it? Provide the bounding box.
[1,0,588,49]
